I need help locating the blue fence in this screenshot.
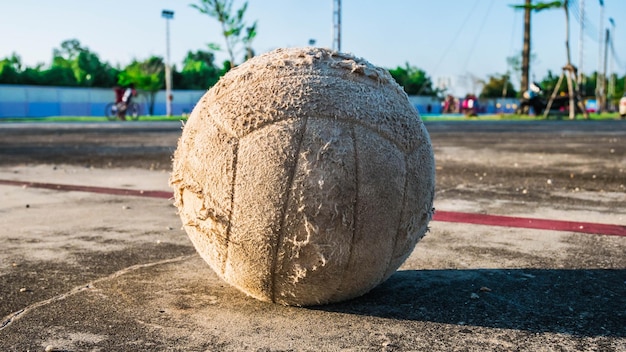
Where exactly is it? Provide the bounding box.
[0,84,521,118]
[0,84,206,118]
[409,95,520,115]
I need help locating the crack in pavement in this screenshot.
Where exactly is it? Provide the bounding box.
[0,254,195,331]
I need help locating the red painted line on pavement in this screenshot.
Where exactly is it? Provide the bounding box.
[432,211,626,237]
[2,179,625,237]
[0,179,172,199]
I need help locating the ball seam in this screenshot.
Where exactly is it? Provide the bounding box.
[328,123,360,302]
[269,116,309,303]
[384,154,410,277]
[221,139,240,275]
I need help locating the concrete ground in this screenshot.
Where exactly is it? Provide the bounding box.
[0,120,624,351]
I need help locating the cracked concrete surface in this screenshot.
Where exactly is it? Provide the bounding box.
[1,255,193,332]
[0,120,624,351]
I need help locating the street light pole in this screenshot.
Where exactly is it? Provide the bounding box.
[162,10,174,116]
[608,18,615,111]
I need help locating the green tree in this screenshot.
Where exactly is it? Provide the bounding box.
[19,65,46,85]
[43,62,77,86]
[50,39,84,86]
[581,72,624,107]
[578,72,597,98]
[0,53,23,84]
[73,50,117,87]
[51,39,117,87]
[388,64,436,96]
[118,57,165,115]
[506,51,537,96]
[614,74,625,100]
[179,50,221,89]
[539,70,566,97]
[539,70,621,99]
[0,41,98,86]
[53,39,82,60]
[190,0,257,68]
[480,74,517,98]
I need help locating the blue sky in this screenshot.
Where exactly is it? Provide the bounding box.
[1,0,625,95]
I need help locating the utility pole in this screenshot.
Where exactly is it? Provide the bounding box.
[596,0,604,113]
[602,28,610,112]
[608,18,615,111]
[162,9,174,117]
[333,0,341,52]
[521,0,531,98]
[577,0,585,94]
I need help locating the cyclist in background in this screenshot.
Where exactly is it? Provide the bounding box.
[114,83,137,120]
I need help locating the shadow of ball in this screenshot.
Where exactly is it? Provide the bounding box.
[170,47,435,306]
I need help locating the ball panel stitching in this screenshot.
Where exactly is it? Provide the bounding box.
[271,118,358,305]
[221,139,239,275]
[270,116,309,303]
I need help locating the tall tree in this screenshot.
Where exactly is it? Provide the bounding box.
[180,50,221,89]
[45,60,77,86]
[190,0,257,69]
[19,64,46,85]
[118,57,165,115]
[53,39,83,61]
[51,39,116,87]
[388,64,437,96]
[0,53,23,84]
[538,70,566,95]
[480,74,518,98]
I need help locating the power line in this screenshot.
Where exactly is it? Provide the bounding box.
[569,0,600,42]
[427,0,480,76]
[414,0,481,95]
[610,36,625,70]
[462,0,496,72]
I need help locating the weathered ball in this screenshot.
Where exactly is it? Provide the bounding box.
[169,47,435,306]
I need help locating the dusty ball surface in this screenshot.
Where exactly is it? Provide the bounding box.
[169,47,435,306]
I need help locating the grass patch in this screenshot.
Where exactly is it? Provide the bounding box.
[1,113,622,123]
[421,112,622,122]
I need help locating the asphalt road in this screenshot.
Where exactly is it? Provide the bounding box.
[0,119,624,351]
[1,119,624,204]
